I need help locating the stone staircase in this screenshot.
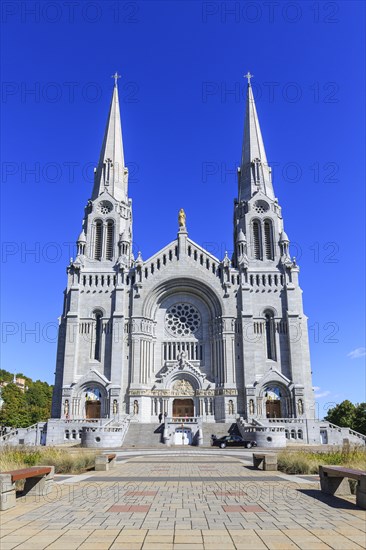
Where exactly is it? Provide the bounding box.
[0,422,46,447]
[201,422,239,447]
[122,422,165,448]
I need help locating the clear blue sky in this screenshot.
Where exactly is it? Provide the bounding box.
[1,1,365,419]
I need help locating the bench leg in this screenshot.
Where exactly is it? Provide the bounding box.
[263,459,277,472]
[24,476,54,497]
[253,458,262,469]
[0,475,16,511]
[356,477,366,509]
[95,458,108,471]
[319,469,351,496]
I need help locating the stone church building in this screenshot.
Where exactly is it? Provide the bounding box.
[51,73,316,433]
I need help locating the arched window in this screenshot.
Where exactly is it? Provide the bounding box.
[297,429,303,439]
[94,310,103,361]
[105,221,114,261]
[264,219,274,260]
[252,220,262,259]
[265,310,276,360]
[94,221,103,260]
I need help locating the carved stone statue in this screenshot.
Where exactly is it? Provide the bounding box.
[64,399,69,416]
[297,399,303,415]
[133,400,139,414]
[249,399,255,415]
[113,399,118,414]
[178,208,186,230]
[178,351,188,368]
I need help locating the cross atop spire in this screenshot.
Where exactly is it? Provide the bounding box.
[244,71,254,85]
[112,72,121,87]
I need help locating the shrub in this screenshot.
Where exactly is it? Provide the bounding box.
[0,446,97,474]
[277,447,366,475]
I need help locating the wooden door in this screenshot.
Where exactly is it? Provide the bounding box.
[173,399,194,417]
[266,400,281,418]
[86,401,101,419]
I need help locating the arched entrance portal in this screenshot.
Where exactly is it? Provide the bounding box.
[173,398,194,417]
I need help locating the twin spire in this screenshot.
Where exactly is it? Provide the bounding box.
[92,73,127,203]
[239,73,275,202]
[91,72,275,205]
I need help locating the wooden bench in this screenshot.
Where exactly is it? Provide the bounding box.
[95,453,117,471]
[253,452,277,471]
[319,466,366,509]
[0,466,54,511]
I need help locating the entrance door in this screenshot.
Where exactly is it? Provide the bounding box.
[86,401,101,419]
[174,428,192,445]
[173,399,194,418]
[266,400,281,418]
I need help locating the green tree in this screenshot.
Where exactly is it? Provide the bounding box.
[25,380,53,423]
[0,369,13,383]
[325,400,356,428]
[26,380,52,408]
[0,383,30,427]
[353,403,366,435]
[0,373,53,427]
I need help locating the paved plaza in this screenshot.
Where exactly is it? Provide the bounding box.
[0,450,365,549]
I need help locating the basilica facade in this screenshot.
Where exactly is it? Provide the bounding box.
[51,76,315,426]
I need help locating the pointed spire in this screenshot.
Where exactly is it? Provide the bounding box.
[92,74,127,202]
[239,74,274,202]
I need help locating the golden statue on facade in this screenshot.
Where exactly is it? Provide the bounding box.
[178,208,186,230]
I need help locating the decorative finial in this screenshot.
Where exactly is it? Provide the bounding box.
[135,251,143,268]
[222,251,231,268]
[244,71,253,85]
[112,72,121,86]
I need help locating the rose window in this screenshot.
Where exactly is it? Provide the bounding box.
[165,303,201,336]
[98,201,113,215]
[253,200,269,214]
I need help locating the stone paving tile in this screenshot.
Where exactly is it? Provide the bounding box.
[110,545,143,550]
[172,545,204,550]
[256,529,302,549]
[334,528,366,545]
[141,544,173,550]
[308,530,365,549]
